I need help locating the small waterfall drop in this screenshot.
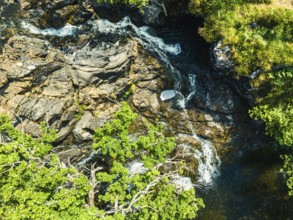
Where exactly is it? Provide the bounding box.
[92,17,221,185]
[22,17,221,186]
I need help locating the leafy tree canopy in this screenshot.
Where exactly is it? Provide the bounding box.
[92,102,204,219]
[0,115,91,220]
[189,0,293,195]
[0,102,204,219]
[97,0,149,9]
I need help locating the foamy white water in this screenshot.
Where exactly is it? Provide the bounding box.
[94,17,181,55]
[179,133,221,186]
[95,17,222,184]
[21,16,221,186]
[171,175,194,191]
[21,21,78,37]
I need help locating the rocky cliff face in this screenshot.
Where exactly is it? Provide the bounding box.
[0,0,262,167]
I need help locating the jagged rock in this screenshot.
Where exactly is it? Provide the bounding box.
[61,105,77,122]
[149,93,160,114]
[191,72,241,114]
[66,40,137,86]
[56,125,73,142]
[137,80,158,90]
[19,0,40,10]
[212,41,234,71]
[0,10,237,163]
[16,119,41,138]
[18,0,76,10]
[0,36,65,80]
[19,0,94,28]
[142,2,164,25]
[132,89,153,110]
[0,75,8,89]
[80,86,108,100]
[57,148,86,163]
[73,111,104,142]
[41,67,74,97]
[0,32,145,147]
[16,98,66,121]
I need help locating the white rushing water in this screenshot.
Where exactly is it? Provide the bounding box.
[171,175,194,191]
[21,21,78,37]
[93,17,181,55]
[22,17,221,186]
[90,17,184,91]
[177,105,221,186]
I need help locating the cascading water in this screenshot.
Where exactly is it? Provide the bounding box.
[22,17,221,186]
[93,17,221,185]
[93,17,222,185]
[6,8,293,218]
[21,21,78,37]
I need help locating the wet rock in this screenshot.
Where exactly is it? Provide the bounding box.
[176,136,201,149]
[142,2,164,25]
[141,0,189,26]
[0,75,8,89]
[66,40,137,86]
[191,73,241,114]
[212,41,234,71]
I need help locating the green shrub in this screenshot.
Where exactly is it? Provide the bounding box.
[0,103,204,219]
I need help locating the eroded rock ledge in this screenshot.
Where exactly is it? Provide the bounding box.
[0,0,251,163]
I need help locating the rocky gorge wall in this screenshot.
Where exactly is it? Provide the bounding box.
[0,0,269,183]
[2,0,293,219]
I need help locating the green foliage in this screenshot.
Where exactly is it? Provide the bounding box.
[94,102,175,166]
[250,68,293,146]
[0,115,92,219]
[250,104,293,146]
[281,154,293,196]
[189,0,272,18]
[191,2,293,75]
[74,101,88,121]
[0,103,204,219]
[189,0,293,195]
[93,102,204,219]
[97,0,149,9]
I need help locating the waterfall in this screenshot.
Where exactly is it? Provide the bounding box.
[22,17,221,186]
[91,17,183,91]
[92,17,181,55]
[94,17,221,185]
[178,134,221,185]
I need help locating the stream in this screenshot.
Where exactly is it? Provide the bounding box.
[1,1,293,219]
